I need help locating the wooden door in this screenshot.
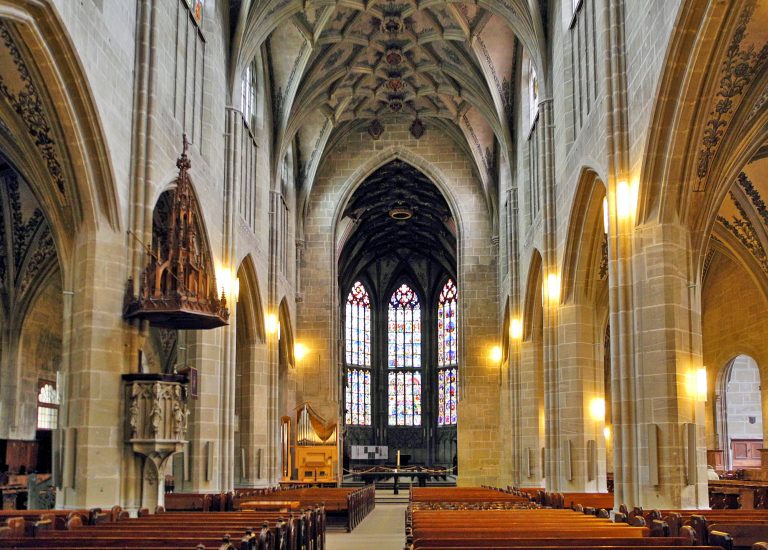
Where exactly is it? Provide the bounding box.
[731,439,763,468]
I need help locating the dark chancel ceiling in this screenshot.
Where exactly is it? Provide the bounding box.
[339,160,456,286]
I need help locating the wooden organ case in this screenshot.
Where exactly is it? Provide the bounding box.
[293,404,338,483]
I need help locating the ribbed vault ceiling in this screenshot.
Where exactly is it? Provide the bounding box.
[240,0,541,217]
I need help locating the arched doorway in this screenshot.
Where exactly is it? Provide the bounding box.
[716,355,764,470]
[338,160,458,479]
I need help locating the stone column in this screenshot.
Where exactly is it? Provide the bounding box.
[517,329,545,487]
[612,220,708,508]
[556,299,607,491]
[182,328,224,492]
[57,226,128,509]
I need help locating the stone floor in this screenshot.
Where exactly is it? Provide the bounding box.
[326,503,407,550]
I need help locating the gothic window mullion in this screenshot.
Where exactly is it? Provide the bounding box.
[344,281,371,426]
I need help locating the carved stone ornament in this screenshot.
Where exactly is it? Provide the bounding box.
[368,119,384,140]
[123,135,229,329]
[385,48,403,67]
[381,13,404,34]
[123,374,189,458]
[388,98,404,112]
[387,77,405,93]
[410,117,425,139]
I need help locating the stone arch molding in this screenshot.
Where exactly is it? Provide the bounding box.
[327,147,470,372]
[0,4,120,249]
[236,254,267,346]
[560,168,608,304]
[329,146,468,249]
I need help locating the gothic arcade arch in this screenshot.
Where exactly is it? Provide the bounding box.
[714,355,765,470]
[0,6,120,261]
[235,255,268,485]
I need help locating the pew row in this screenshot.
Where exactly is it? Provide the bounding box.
[0,506,325,550]
[404,488,725,550]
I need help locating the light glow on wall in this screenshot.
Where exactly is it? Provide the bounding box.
[615,180,638,220]
[266,313,279,335]
[294,342,307,361]
[589,397,606,422]
[509,318,523,340]
[215,265,240,302]
[490,345,503,363]
[696,368,708,401]
[545,273,560,304]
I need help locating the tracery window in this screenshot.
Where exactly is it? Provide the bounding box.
[437,279,458,426]
[185,0,204,24]
[37,381,59,431]
[572,0,583,15]
[345,282,371,425]
[388,284,422,426]
[528,60,539,131]
[241,59,257,129]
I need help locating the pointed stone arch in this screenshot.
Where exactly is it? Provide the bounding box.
[561,169,608,304]
[234,254,269,486]
[236,255,266,346]
[523,249,543,342]
[0,6,120,268]
[638,0,768,272]
[278,297,295,369]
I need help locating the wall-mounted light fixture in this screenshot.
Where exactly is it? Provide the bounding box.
[603,425,611,440]
[509,318,523,341]
[589,397,606,422]
[490,345,503,364]
[545,273,560,304]
[266,313,279,335]
[294,342,307,362]
[215,265,240,302]
[695,367,707,401]
[615,180,638,220]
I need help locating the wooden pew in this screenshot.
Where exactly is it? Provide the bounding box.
[406,490,725,550]
[235,485,373,531]
[0,506,326,550]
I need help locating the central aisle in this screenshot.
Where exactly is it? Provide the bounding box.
[326,502,407,550]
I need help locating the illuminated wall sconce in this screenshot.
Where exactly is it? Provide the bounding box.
[490,345,503,364]
[216,265,240,302]
[589,397,606,422]
[545,273,560,304]
[266,313,279,335]
[603,197,609,234]
[615,180,638,220]
[696,367,707,401]
[509,318,523,341]
[603,426,611,440]
[294,342,307,362]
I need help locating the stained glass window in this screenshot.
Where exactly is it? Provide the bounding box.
[37,382,59,430]
[387,284,421,368]
[345,282,371,366]
[438,367,458,426]
[528,60,539,130]
[387,284,421,426]
[388,371,422,426]
[345,282,371,426]
[437,279,458,367]
[437,279,458,426]
[346,368,371,425]
[185,0,204,24]
[242,60,257,129]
